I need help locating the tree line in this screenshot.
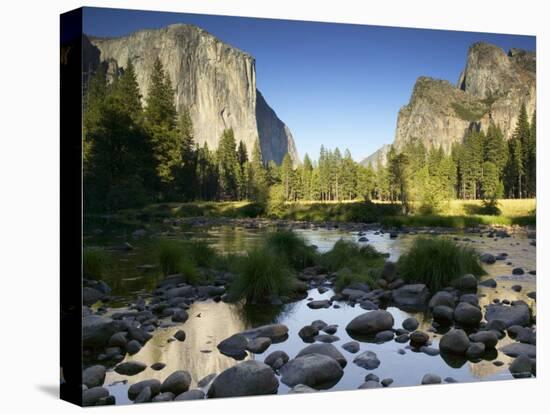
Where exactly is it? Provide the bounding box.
[83,58,535,213]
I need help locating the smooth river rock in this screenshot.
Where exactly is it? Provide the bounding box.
[208,361,279,398]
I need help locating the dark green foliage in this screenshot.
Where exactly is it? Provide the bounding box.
[228,246,295,303]
[319,240,385,291]
[333,267,379,292]
[82,54,535,213]
[157,240,215,284]
[83,248,109,280]
[264,230,318,270]
[397,237,486,291]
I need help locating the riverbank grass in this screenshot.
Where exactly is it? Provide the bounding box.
[229,246,295,303]
[157,240,217,284]
[397,237,486,291]
[320,240,386,291]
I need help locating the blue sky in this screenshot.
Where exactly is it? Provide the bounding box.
[83,7,535,162]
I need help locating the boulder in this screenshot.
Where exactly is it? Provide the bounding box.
[82,365,106,389]
[134,386,152,403]
[280,353,343,389]
[358,380,382,389]
[409,331,430,348]
[428,291,456,309]
[83,287,106,306]
[288,384,318,393]
[108,332,128,348]
[499,343,536,358]
[298,325,319,342]
[217,333,248,360]
[466,342,485,359]
[208,361,279,398]
[454,302,482,326]
[296,343,347,368]
[353,350,380,370]
[439,329,470,355]
[342,341,360,354]
[307,300,332,309]
[151,362,166,371]
[341,288,367,301]
[469,331,499,349]
[114,361,147,376]
[246,337,272,354]
[174,330,186,342]
[485,302,531,327]
[241,324,289,341]
[391,284,429,309]
[160,370,192,395]
[480,253,496,264]
[374,330,394,342]
[264,350,289,370]
[126,339,142,355]
[174,389,205,400]
[82,386,110,407]
[82,315,122,348]
[314,334,340,343]
[171,309,189,323]
[509,355,533,378]
[128,379,161,400]
[402,317,419,332]
[346,310,394,337]
[456,274,478,291]
[421,374,441,385]
[479,278,497,288]
[433,305,454,325]
[152,392,175,402]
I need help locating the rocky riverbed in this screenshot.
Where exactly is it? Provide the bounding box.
[80,220,536,406]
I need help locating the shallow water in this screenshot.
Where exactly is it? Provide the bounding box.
[93,224,536,403]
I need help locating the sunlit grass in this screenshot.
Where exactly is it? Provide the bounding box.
[228,246,295,303]
[397,237,486,291]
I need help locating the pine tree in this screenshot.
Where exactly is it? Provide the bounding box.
[249,141,268,202]
[237,141,248,167]
[217,129,241,200]
[280,154,294,201]
[144,58,181,189]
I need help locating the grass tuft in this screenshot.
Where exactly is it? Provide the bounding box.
[229,246,295,303]
[397,237,486,291]
[264,230,318,270]
[157,240,215,284]
[320,239,386,291]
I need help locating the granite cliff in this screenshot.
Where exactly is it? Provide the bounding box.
[84,24,299,165]
[362,42,535,166]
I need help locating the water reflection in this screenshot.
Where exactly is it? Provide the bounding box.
[91,224,535,403]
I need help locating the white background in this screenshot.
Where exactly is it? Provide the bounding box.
[0,0,547,412]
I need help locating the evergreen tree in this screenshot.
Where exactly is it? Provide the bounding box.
[217,129,241,199]
[145,58,180,189]
[280,154,294,201]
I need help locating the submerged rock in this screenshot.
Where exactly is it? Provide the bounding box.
[353,350,380,370]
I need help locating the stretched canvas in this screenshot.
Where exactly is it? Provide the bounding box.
[60,6,537,407]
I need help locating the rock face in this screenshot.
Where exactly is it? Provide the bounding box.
[85,24,299,165]
[362,42,535,165]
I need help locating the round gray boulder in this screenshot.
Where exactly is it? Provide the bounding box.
[208,360,279,398]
